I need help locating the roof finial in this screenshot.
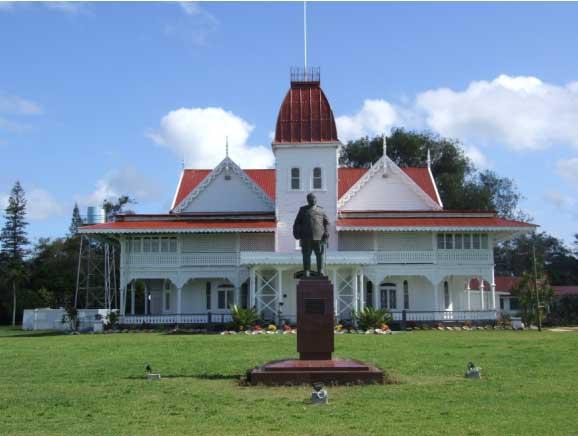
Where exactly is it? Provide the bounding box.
[303,1,308,77]
[224,136,231,180]
[382,133,388,176]
[427,148,431,168]
[225,136,229,159]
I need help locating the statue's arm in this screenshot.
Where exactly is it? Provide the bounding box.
[293,208,303,239]
[322,213,329,241]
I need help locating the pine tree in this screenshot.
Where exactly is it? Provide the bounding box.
[69,203,83,236]
[0,181,29,325]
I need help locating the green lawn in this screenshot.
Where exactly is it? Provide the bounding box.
[1,327,577,436]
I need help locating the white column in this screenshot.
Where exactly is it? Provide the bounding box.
[432,281,439,320]
[480,277,485,310]
[373,278,379,309]
[352,270,359,315]
[130,281,135,315]
[332,269,338,318]
[359,272,365,310]
[176,285,182,323]
[249,268,256,309]
[466,279,471,311]
[491,267,496,310]
[276,268,283,324]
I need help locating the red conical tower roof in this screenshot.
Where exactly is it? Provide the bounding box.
[273,71,338,144]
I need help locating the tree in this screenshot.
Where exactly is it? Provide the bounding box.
[494,232,578,285]
[69,203,83,236]
[0,181,29,325]
[511,272,554,327]
[102,195,135,222]
[339,129,524,218]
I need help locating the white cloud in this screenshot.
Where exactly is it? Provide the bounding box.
[415,75,578,151]
[79,166,161,207]
[179,1,201,15]
[464,145,490,169]
[335,99,399,143]
[543,191,578,220]
[149,107,274,169]
[165,2,217,47]
[0,188,64,221]
[0,94,42,115]
[556,158,578,184]
[44,2,87,14]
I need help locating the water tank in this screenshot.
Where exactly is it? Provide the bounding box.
[86,206,105,225]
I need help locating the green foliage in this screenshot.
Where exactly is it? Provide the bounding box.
[230,304,258,330]
[106,311,120,329]
[69,203,83,236]
[548,295,578,326]
[512,272,555,326]
[495,231,578,285]
[102,195,136,222]
[339,129,524,219]
[353,306,393,330]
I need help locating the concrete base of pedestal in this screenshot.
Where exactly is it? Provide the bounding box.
[248,358,385,386]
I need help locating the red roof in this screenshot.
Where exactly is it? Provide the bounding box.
[552,286,578,296]
[173,167,439,209]
[80,220,276,233]
[274,81,338,144]
[337,216,536,229]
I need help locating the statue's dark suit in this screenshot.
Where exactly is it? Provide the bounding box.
[293,203,329,276]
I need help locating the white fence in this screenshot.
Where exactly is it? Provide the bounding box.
[22,308,112,331]
[120,313,233,325]
[390,310,497,322]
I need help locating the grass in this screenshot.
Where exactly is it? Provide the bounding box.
[1,327,577,436]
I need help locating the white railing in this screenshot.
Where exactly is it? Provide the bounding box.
[120,313,233,325]
[390,310,497,322]
[436,250,492,264]
[127,253,239,267]
[375,251,435,264]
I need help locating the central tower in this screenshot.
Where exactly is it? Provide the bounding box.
[272,69,340,252]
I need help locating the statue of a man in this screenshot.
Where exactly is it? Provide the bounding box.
[293,193,329,277]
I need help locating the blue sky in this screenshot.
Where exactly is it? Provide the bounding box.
[0,1,577,246]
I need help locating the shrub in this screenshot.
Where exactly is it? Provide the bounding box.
[353,307,393,330]
[497,312,512,328]
[106,311,119,330]
[61,306,79,331]
[230,305,259,331]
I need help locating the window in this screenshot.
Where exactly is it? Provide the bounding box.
[366,282,373,308]
[454,234,463,249]
[445,234,453,249]
[240,282,249,309]
[169,237,178,252]
[217,285,235,309]
[290,167,300,190]
[472,234,481,249]
[161,237,170,252]
[463,234,471,249]
[403,280,409,310]
[206,282,211,310]
[437,234,445,249]
[143,237,151,252]
[130,238,142,253]
[444,281,450,310]
[150,237,159,252]
[379,282,397,309]
[164,290,171,311]
[481,234,489,249]
[312,167,323,190]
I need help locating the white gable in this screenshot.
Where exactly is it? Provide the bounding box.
[173,158,274,213]
[339,156,441,211]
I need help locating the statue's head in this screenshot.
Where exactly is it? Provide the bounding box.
[306,193,317,206]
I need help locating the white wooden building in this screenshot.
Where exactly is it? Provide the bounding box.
[79,74,535,326]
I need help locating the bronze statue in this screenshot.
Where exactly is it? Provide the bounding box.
[293,193,329,277]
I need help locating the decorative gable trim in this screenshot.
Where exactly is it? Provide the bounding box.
[428,165,443,208]
[337,156,442,210]
[171,170,185,210]
[171,157,275,213]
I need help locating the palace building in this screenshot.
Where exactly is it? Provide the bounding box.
[79,71,536,326]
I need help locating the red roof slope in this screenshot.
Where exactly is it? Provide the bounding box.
[337,216,536,229]
[274,81,338,144]
[173,167,440,209]
[80,220,276,233]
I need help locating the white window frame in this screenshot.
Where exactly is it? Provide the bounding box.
[289,167,302,191]
[217,285,235,310]
[310,166,325,191]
